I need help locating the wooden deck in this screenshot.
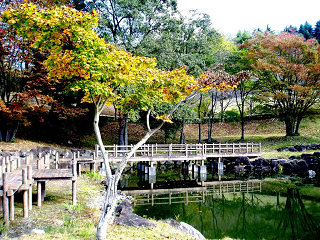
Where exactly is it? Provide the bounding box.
[0,153,77,225]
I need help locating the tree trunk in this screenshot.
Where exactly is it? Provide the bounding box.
[96,176,118,240]
[118,114,126,146]
[124,114,128,145]
[208,92,215,143]
[96,128,161,240]
[285,118,295,136]
[240,117,245,140]
[0,124,18,142]
[240,103,245,140]
[294,115,303,136]
[198,94,202,144]
[180,116,185,144]
[220,97,224,123]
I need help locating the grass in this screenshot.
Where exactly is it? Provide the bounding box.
[262,178,320,200]
[1,173,203,240]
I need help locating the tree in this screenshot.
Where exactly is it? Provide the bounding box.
[135,10,220,77]
[233,72,255,140]
[298,22,313,40]
[243,32,320,136]
[235,30,252,44]
[83,0,178,52]
[0,0,86,142]
[314,20,320,43]
[3,4,239,239]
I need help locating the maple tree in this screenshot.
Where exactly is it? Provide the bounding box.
[0,0,85,142]
[3,3,240,239]
[243,32,320,136]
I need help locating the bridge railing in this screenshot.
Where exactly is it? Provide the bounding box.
[95,143,261,159]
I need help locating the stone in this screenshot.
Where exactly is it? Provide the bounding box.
[115,212,155,227]
[115,200,133,216]
[30,229,45,234]
[165,219,205,240]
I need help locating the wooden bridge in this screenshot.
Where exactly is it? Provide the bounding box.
[123,179,262,206]
[95,143,262,163]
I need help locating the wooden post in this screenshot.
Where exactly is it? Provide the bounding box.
[186,191,189,204]
[169,193,172,205]
[22,168,29,218]
[9,194,14,221]
[95,144,99,159]
[246,143,249,153]
[37,181,42,207]
[27,166,33,210]
[3,173,9,225]
[259,143,261,153]
[78,163,82,176]
[10,156,14,171]
[151,145,154,157]
[6,157,10,173]
[17,156,21,169]
[186,144,188,157]
[72,158,77,205]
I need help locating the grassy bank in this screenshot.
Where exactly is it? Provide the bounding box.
[1,172,200,240]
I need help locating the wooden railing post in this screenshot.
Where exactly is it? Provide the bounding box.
[27,165,33,210]
[72,156,77,206]
[22,168,28,218]
[3,172,9,225]
[259,143,261,153]
[95,144,99,158]
[169,144,172,157]
[186,144,188,157]
[151,145,154,157]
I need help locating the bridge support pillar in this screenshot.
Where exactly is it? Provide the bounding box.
[149,162,156,190]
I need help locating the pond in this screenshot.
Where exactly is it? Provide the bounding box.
[133,188,320,239]
[119,163,320,239]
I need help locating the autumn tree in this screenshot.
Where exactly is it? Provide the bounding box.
[0,0,87,142]
[3,4,240,239]
[243,32,320,136]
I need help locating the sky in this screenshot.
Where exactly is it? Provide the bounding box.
[177,0,320,37]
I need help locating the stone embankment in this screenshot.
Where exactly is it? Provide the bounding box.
[234,152,319,177]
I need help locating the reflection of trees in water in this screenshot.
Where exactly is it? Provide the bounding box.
[275,188,320,240]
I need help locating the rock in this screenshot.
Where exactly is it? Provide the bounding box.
[115,200,133,216]
[288,147,298,152]
[115,212,155,227]
[235,156,250,165]
[165,219,205,240]
[313,152,320,158]
[30,229,45,234]
[294,145,307,151]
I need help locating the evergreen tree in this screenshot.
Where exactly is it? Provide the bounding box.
[284,25,297,34]
[298,22,313,39]
[314,20,320,42]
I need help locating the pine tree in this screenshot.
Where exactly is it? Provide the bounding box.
[314,20,320,42]
[299,22,313,39]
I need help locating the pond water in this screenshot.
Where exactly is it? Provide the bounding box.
[119,164,320,239]
[133,189,320,239]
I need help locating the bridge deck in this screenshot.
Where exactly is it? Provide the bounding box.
[95,143,262,163]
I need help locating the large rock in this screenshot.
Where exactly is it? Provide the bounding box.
[115,212,155,227]
[165,219,205,240]
[114,200,155,227]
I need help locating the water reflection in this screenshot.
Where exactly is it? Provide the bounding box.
[133,186,320,240]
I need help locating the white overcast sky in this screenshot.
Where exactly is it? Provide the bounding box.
[177,0,320,37]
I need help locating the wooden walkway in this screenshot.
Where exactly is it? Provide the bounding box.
[0,153,77,225]
[95,143,262,163]
[124,180,262,206]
